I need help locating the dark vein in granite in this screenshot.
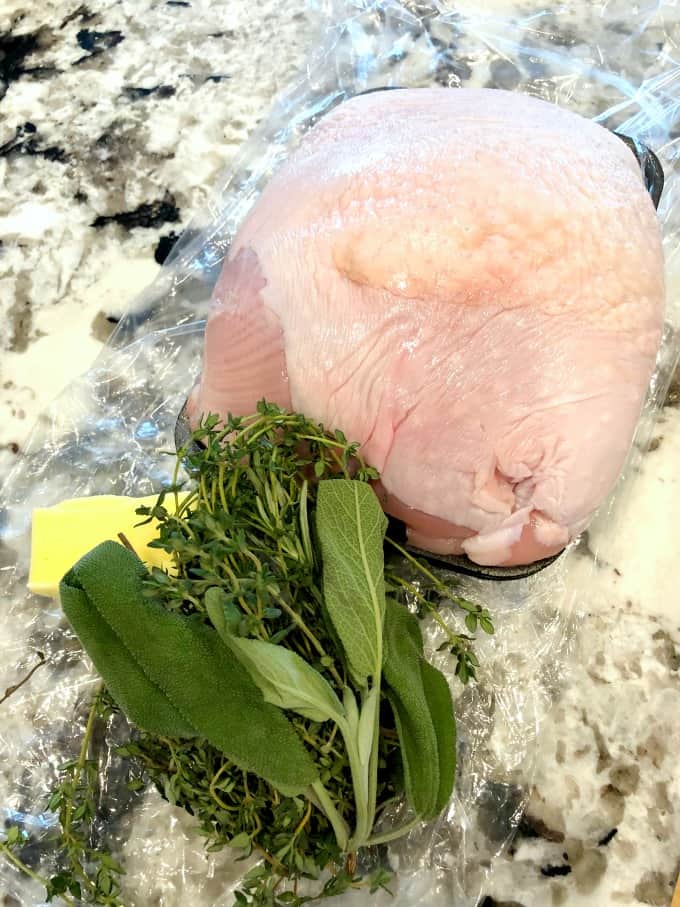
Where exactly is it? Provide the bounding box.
[541,863,572,878]
[488,59,522,90]
[74,28,124,65]
[597,827,618,847]
[0,30,42,81]
[91,193,180,231]
[479,898,527,907]
[476,782,525,844]
[123,84,176,101]
[60,5,96,29]
[634,871,674,905]
[0,27,56,99]
[651,629,680,672]
[435,53,472,87]
[0,123,68,162]
[154,231,181,264]
[91,311,118,344]
[573,529,596,561]
[76,28,124,52]
[7,275,33,353]
[517,812,565,843]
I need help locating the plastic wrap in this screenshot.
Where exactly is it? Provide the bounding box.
[2,1,679,905]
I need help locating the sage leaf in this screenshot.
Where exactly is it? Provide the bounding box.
[205,587,242,635]
[60,584,195,739]
[315,480,387,686]
[60,541,318,795]
[357,685,379,768]
[231,640,346,725]
[207,596,345,724]
[383,598,456,819]
[342,685,360,731]
[420,660,456,814]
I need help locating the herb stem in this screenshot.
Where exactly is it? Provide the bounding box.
[209,762,239,812]
[385,537,452,590]
[176,489,198,519]
[310,781,350,853]
[59,687,111,902]
[199,475,213,512]
[116,533,137,555]
[365,695,381,842]
[320,723,339,755]
[277,799,314,863]
[366,814,423,846]
[294,799,313,838]
[0,841,75,906]
[273,595,344,688]
[172,449,183,516]
[341,685,381,851]
[62,686,102,841]
[392,576,456,643]
[217,464,229,513]
[0,651,46,707]
[253,844,286,875]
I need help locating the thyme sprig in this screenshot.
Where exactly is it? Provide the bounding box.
[2,686,124,905]
[385,538,494,683]
[0,650,47,706]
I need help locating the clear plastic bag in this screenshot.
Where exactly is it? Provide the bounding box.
[2,2,679,905]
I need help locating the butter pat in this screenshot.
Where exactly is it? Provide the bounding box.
[29,494,186,598]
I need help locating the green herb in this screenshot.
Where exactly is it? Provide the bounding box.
[419,659,457,813]
[61,542,318,795]
[385,539,495,683]
[382,599,456,821]
[6,402,493,907]
[1,687,125,906]
[315,479,388,851]
[60,573,195,739]
[207,598,346,725]
[315,480,387,687]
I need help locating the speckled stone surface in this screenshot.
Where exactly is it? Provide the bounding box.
[0,0,317,477]
[1,2,679,906]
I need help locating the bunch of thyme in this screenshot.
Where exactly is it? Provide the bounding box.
[1,402,493,907]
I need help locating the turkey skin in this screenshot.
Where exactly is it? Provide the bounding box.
[190,88,664,566]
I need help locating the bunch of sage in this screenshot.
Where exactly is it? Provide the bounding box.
[6,404,493,907]
[60,478,456,853]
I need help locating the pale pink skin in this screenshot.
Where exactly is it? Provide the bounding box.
[191,88,665,566]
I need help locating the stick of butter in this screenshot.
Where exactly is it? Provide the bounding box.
[29,494,188,599]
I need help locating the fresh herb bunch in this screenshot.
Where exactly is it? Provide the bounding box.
[129,405,406,901]
[127,402,491,903]
[140,403,377,685]
[1,402,494,907]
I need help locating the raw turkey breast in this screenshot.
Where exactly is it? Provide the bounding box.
[190,87,665,566]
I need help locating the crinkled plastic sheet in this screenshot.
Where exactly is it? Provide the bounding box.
[2,2,680,905]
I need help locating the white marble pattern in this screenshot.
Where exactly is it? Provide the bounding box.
[1,1,679,906]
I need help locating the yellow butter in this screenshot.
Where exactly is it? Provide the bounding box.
[29,494,187,599]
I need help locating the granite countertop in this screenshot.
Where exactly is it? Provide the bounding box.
[1,1,679,906]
